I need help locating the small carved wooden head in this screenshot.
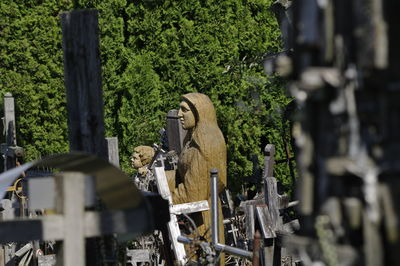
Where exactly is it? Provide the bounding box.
[131,145,155,169]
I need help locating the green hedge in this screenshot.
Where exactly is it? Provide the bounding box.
[0,1,73,160]
[0,0,294,195]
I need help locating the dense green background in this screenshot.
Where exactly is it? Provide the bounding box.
[0,0,294,195]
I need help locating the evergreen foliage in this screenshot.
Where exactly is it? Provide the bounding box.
[0,1,73,160]
[0,0,294,195]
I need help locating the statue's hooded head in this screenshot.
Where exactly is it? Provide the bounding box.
[181,93,217,128]
[179,93,227,189]
[180,93,220,145]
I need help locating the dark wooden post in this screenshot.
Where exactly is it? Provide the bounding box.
[1,93,20,265]
[262,144,282,266]
[61,10,108,265]
[263,144,279,229]
[61,10,107,158]
[166,109,186,154]
[263,144,275,178]
[3,93,17,171]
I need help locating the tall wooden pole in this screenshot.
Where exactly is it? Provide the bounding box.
[61,10,107,265]
[61,10,107,158]
[3,93,17,171]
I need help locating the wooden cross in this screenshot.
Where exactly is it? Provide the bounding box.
[154,166,209,265]
[0,170,166,266]
[242,144,285,266]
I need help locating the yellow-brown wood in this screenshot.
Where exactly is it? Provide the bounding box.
[170,93,227,264]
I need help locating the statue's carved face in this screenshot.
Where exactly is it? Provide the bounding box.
[131,152,143,169]
[178,101,196,129]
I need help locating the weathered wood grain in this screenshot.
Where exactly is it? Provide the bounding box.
[255,205,276,239]
[170,200,209,215]
[166,109,187,155]
[61,10,106,158]
[245,204,255,240]
[106,137,120,168]
[56,172,85,266]
[263,144,276,178]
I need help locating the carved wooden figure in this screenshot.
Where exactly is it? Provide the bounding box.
[131,145,155,176]
[169,93,227,263]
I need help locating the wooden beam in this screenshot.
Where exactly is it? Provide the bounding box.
[0,205,161,244]
[3,93,16,147]
[61,10,107,158]
[255,205,276,239]
[266,177,282,231]
[84,205,157,237]
[0,219,45,243]
[56,172,85,266]
[166,109,186,155]
[3,93,17,171]
[170,200,209,215]
[263,144,275,178]
[245,205,255,240]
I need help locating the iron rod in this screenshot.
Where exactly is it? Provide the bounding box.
[215,243,253,259]
[178,236,253,259]
[210,168,219,245]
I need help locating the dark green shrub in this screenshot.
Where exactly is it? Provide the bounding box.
[0,1,73,161]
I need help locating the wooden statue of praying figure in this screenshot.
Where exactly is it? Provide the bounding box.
[169,93,227,255]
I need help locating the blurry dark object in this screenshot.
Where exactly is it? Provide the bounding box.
[272,0,400,265]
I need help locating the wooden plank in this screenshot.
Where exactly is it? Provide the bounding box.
[106,137,120,168]
[170,200,209,215]
[42,215,64,240]
[266,177,282,231]
[14,243,32,257]
[255,205,276,239]
[0,206,161,243]
[0,219,47,243]
[3,93,17,171]
[363,209,383,266]
[0,246,4,266]
[56,172,85,266]
[154,167,186,265]
[263,145,283,231]
[61,10,107,158]
[0,199,14,221]
[28,177,55,210]
[3,93,16,147]
[278,194,290,209]
[263,246,274,266]
[37,254,56,266]
[1,93,19,266]
[263,144,275,178]
[166,109,186,155]
[84,206,159,237]
[126,249,151,264]
[245,205,255,240]
[282,219,300,234]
